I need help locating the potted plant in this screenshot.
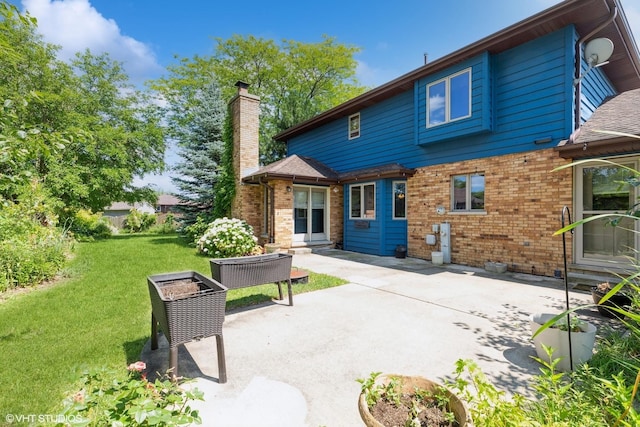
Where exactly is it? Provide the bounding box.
[357,372,473,426]
[530,313,597,372]
[591,282,632,319]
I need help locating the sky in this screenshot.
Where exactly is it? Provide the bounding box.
[12,0,640,193]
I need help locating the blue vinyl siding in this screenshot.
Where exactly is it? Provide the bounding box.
[288,28,576,173]
[343,180,407,256]
[580,67,616,123]
[285,25,617,255]
[289,91,415,173]
[416,52,492,145]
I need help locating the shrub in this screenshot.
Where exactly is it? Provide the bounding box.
[68,209,112,240]
[196,217,260,257]
[149,213,179,234]
[124,209,157,233]
[58,362,204,426]
[182,215,211,244]
[0,183,70,291]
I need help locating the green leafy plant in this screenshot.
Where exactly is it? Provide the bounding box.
[196,217,260,257]
[124,209,157,233]
[182,215,212,244]
[68,209,113,240]
[357,373,458,426]
[0,182,70,290]
[550,315,585,332]
[357,371,383,407]
[58,361,204,426]
[449,353,606,426]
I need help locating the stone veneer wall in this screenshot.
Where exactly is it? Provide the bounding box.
[407,149,573,277]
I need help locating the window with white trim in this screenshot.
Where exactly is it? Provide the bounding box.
[427,68,471,127]
[452,173,484,211]
[349,113,360,139]
[350,183,375,219]
[393,181,406,219]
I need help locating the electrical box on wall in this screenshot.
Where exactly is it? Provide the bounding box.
[426,234,436,245]
[432,224,440,233]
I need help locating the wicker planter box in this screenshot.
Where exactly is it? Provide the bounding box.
[148,271,228,382]
[210,253,294,306]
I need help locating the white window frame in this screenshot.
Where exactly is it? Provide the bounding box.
[392,181,407,220]
[451,173,485,212]
[350,182,376,219]
[427,68,472,127]
[348,113,361,140]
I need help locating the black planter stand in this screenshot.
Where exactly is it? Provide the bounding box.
[591,287,632,319]
[148,271,228,382]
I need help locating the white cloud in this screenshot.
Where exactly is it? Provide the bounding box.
[21,0,163,83]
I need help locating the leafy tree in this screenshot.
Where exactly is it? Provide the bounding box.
[46,50,165,213]
[153,34,366,164]
[170,79,226,225]
[0,2,166,214]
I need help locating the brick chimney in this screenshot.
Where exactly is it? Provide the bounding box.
[229,81,261,221]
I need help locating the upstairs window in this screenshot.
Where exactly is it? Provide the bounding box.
[350,183,375,219]
[452,173,485,211]
[349,113,360,139]
[427,68,471,127]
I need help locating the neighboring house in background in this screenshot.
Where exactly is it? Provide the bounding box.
[229,0,640,280]
[103,194,180,228]
[156,194,180,214]
[103,201,156,217]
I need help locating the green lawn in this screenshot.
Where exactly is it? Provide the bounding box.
[0,234,346,419]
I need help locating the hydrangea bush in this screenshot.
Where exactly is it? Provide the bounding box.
[196,217,260,257]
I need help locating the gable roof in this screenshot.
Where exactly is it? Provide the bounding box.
[556,88,640,158]
[158,194,180,206]
[274,0,640,143]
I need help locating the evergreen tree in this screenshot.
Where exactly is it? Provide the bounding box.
[171,79,226,225]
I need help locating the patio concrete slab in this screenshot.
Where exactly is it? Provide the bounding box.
[140,250,609,427]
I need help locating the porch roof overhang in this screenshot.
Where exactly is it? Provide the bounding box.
[242,155,416,185]
[242,154,340,185]
[274,0,640,143]
[556,88,640,159]
[337,163,416,183]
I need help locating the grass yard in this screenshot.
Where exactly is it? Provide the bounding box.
[0,234,346,419]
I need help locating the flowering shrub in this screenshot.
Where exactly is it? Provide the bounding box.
[196,217,260,257]
[58,361,204,426]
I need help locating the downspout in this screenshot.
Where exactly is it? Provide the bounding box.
[574,2,618,131]
[259,178,275,244]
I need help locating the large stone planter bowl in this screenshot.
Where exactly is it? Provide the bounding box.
[358,374,473,426]
[530,313,596,372]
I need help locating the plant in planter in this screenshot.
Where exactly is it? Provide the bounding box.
[357,372,472,427]
[591,282,632,319]
[530,313,597,372]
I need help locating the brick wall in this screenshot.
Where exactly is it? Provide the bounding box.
[407,149,573,277]
[229,83,260,222]
[329,185,344,245]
